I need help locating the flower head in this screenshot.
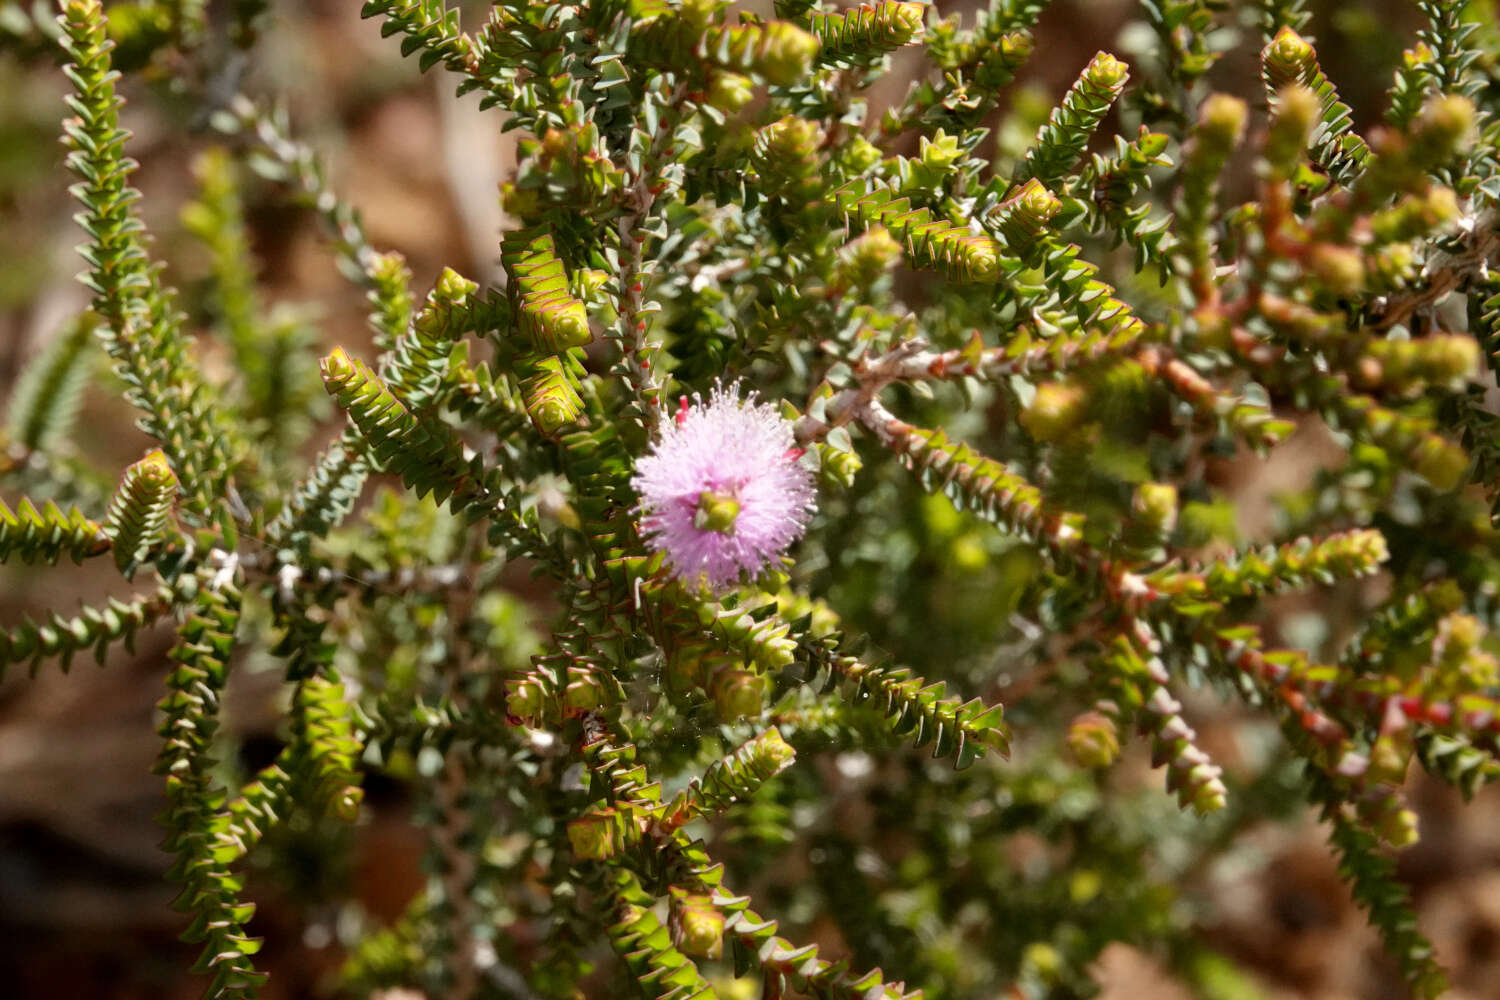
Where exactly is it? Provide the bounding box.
[632,385,816,590]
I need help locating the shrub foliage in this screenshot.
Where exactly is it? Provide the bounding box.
[4,0,1500,996]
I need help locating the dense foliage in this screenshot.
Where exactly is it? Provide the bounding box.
[4,0,1500,996]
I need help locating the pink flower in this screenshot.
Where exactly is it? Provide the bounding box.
[632,385,816,590]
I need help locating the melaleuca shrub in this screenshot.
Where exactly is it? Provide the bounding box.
[4,0,1500,997]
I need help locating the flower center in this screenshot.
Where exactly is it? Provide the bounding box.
[694,489,741,535]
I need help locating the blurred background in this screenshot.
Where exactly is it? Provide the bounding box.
[4,1,1500,998]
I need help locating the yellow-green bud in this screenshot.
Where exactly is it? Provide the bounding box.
[576,267,610,297]
[567,809,622,860]
[1133,482,1179,536]
[1187,765,1228,814]
[1370,243,1416,287]
[840,136,882,175]
[694,490,741,534]
[1411,435,1468,491]
[711,668,766,721]
[818,443,864,489]
[1416,94,1475,153]
[884,1,926,46]
[1020,381,1087,443]
[1067,711,1120,769]
[1372,187,1458,243]
[1425,334,1479,382]
[1308,244,1365,296]
[1265,85,1317,175]
[1364,796,1419,849]
[1439,612,1484,664]
[1403,41,1435,69]
[1420,186,1460,226]
[1466,651,1499,689]
[506,676,547,723]
[964,238,1001,283]
[1023,942,1063,984]
[919,131,963,172]
[753,727,797,771]
[1013,177,1061,225]
[1431,579,1466,614]
[1263,26,1315,90]
[835,225,903,290]
[1089,51,1130,90]
[707,70,754,113]
[435,266,479,302]
[1196,93,1249,154]
[752,115,822,198]
[670,889,725,959]
[755,22,819,86]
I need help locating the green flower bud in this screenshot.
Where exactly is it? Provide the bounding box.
[1187,766,1228,814]
[1369,334,1477,390]
[1368,732,1410,786]
[711,668,766,721]
[1014,177,1061,223]
[1372,187,1458,243]
[670,889,725,959]
[567,809,622,860]
[1403,41,1435,69]
[1023,942,1063,983]
[1092,357,1150,424]
[1089,51,1130,90]
[1415,94,1475,155]
[1196,93,1249,154]
[1363,795,1419,849]
[884,1,927,47]
[1133,482,1179,537]
[1438,612,1484,668]
[754,727,797,771]
[707,70,754,112]
[753,115,823,198]
[679,0,717,30]
[1426,334,1479,382]
[105,450,178,576]
[1308,244,1365,296]
[435,266,479,302]
[506,676,547,724]
[575,267,610,297]
[1067,711,1120,769]
[993,179,1061,257]
[755,21,819,86]
[919,131,963,172]
[1465,651,1499,689]
[1411,435,1468,491]
[1370,242,1416,287]
[815,439,865,489]
[839,136,882,174]
[1262,26,1315,91]
[1020,381,1087,443]
[834,225,903,290]
[1263,85,1317,176]
[964,238,1001,283]
[694,490,742,535]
